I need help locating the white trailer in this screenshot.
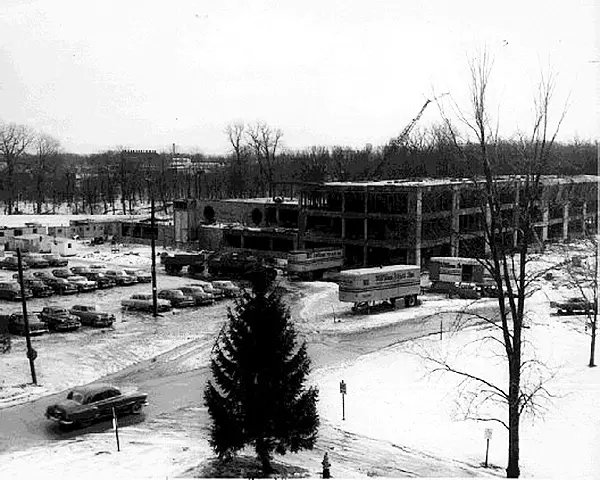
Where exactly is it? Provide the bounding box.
[287,248,344,280]
[337,264,421,312]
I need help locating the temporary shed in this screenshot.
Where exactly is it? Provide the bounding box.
[40,236,78,257]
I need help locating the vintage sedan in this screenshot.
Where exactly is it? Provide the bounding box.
[5,313,49,336]
[211,280,241,298]
[179,286,215,306]
[22,254,50,268]
[124,269,152,283]
[67,275,98,292]
[157,289,196,308]
[42,254,68,267]
[104,270,137,286]
[69,305,115,327]
[52,268,73,278]
[40,306,81,332]
[44,277,79,295]
[0,256,29,271]
[45,384,149,428]
[81,271,116,289]
[121,294,172,312]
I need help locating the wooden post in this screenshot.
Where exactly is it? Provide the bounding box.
[112,407,121,452]
[17,248,37,385]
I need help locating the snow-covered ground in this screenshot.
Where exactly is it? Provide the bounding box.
[1,231,598,478]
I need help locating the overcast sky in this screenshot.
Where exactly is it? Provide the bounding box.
[0,0,598,155]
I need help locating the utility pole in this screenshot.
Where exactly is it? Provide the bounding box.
[17,248,37,384]
[150,189,158,318]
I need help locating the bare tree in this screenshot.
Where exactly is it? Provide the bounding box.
[226,123,249,197]
[431,50,568,478]
[246,122,283,196]
[31,134,61,214]
[560,236,598,367]
[0,122,34,214]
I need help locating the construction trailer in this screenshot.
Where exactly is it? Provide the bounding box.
[337,264,421,312]
[286,248,344,280]
[428,256,494,291]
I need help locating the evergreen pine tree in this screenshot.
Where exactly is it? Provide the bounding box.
[204,275,319,474]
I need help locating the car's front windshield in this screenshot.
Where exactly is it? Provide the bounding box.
[67,391,85,403]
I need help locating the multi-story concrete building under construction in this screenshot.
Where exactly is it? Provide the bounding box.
[298,175,598,267]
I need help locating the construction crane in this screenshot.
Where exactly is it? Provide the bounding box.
[371,92,449,178]
[389,93,449,148]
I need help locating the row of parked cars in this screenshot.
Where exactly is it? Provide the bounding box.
[2,280,243,335]
[0,264,152,301]
[1,305,116,336]
[121,280,241,312]
[0,253,68,270]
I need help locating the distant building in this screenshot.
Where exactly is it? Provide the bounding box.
[173,175,598,267]
[0,223,48,248]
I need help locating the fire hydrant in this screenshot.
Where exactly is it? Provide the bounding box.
[322,452,331,478]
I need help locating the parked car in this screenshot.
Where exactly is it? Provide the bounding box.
[121,294,172,312]
[23,279,53,298]
[4,313,49,336]
[211,280,241,298]
[89,263,107,270]
[157,289,196,308]
[44,277,79,295]
[70,266,92,275]
[69,305,115,327]
[551,297,597,315]
[81,271,116,289]
[52,268,73,278]
[188,280,224,299]
[179,286,215,306]
[104,270,136,286]
[42,254,68,267]
[45,383,148,428]
[0,256,29,271]
[22,254,50,268]
[124,269,152,283]
[67,275,98,292]
[0,281,33,301]
[448,282,482,300]
[33,271,57,282]
[40,307,81,332]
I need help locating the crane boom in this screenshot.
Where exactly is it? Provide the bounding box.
[390,99,432,147]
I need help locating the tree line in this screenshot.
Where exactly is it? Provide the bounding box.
[0,120,597,215]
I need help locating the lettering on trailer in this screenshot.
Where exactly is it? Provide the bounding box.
[375,271,416,283]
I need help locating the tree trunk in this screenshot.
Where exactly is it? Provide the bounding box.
[256,442,273,476]
[589,314,597,368]
[507,359,521,478]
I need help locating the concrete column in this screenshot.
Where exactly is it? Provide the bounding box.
[363,218,368,266]
[451,186,460,256]
[415,189,422,267]
[542,202,549,242]
[563,203,569,240]
[298,212,306,249]
[363,187,369,266]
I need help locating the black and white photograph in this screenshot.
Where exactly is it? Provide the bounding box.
[0,1,598,478]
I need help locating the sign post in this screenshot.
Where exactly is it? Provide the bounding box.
[339,380,346,421]
[112,407,121,452]
[484,428,493,467]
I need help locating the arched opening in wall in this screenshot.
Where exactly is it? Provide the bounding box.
[251,208,263,226]
[203,205,215,223]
